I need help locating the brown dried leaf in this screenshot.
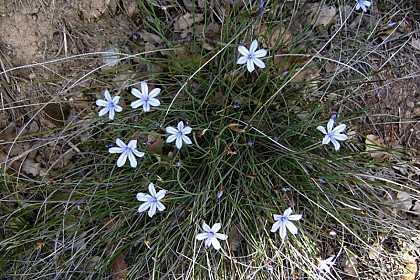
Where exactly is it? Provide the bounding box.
[310,6,337,27]
[342,255,358,277]
[396,191,412,211]
[229,224,244,252]
[139,29,162,45]
[228,123,246,133]
[110,252,128,280]
[205,22,221,41]
[22,158,46,176]
[401,257,417,280]
[174,13,203,31]
[411,38,420,51]
[365,134,389,159]
[260,25,292,48]
[195,129,208,137]
[146,134,164,155]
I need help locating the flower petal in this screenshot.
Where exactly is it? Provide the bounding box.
[270,220,282,232]
[156,201,165,211]
[143,102,150,112]
[166,134,177,143]
[249,40,258,53]
[182,135,192,145]
[182,126,192,134]
[148,183,156,197]
[96,99,108,107]
[247,59,255,73]
[109,109,115,120]
[131,99,144,109]
[127,140,137,149]
[205,237,212,248]
[202,222,211,232]
[196,233,209,240]
[175,137,183,149]
[253,49,267,58]
[155,190,166,200]
[148,202,157,217]
[215,233,228,240]
[132,149,145,158]
[98,107,110,117]
[112,96,120,104]
[128,152,137,168]
[166,126,178,134]
[283,207,293,217]
[211,223,221,233]
[149,88,161,98]
[131,88,142,98]
[136,193,151,201]
[333,133,348,141]
[114,105,123,112]
[177,121,185,131]
[322,135,331,145]
[104,90,112,101]
[108,147,123,154]
[116,153,128,167]
[252,57,265,69]
[273,214,282,221]
[316,125,327,134]
[326,119,334,133]
[331,138,341,151]
[116,139,126,148]
[140,81,149,95]
[288,214,302,221]
[211,237,221,250]
[238,46,250,56]
[237,56,248,65]
[332,124,346,133]
[279,224,287,240]
[138,201,151,213]
[148,98,160,107]
[285,221,298,235]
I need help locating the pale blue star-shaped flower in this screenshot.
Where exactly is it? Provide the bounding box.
[317,255,335,280]
[355,0,371,12]
[108,138,145,168]
[136,183,166,217]
[165,121,192,149]
[96,90,122,120]
[317,119,348,151]
[270,207,302,240]
[131,81,161,112]
[237,40,267,73]
[196,222,228,250]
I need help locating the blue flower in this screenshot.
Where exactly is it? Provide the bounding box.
[317,119,348,151]
[96,90,122,120]
[165,121,192,149]
[355,0,371,12]
[131,81,161,112]
[136,183,166,217]
[237,40,267,73]
[196,222,228,250]
[270,208,302,240]
[108,138,145,167]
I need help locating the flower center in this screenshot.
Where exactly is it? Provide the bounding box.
[247,53,255,60]
[123,146,132,154]
[176,131,183,138]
